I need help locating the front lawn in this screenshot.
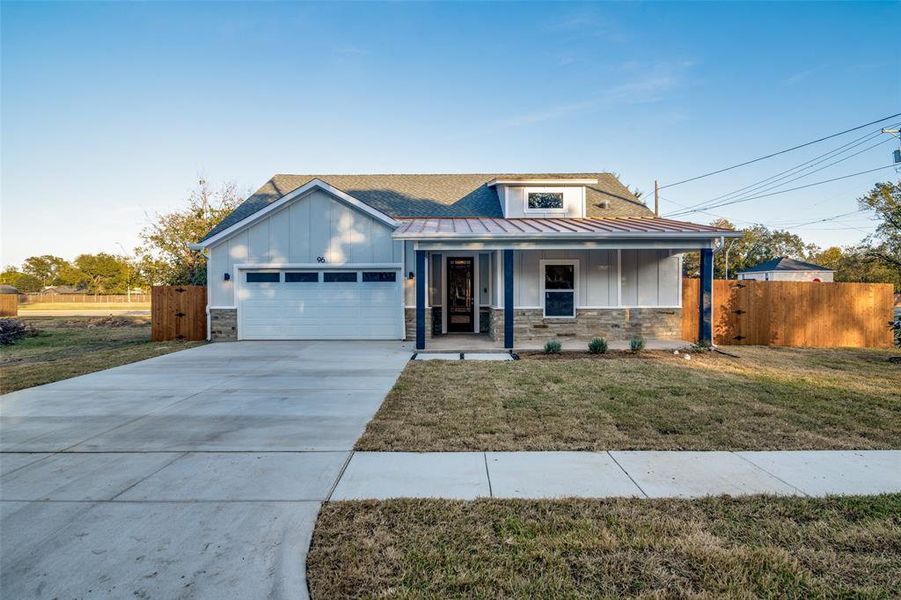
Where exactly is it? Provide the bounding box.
[308,494,901,599]
[356,347,901,451]
[0,317,201,393]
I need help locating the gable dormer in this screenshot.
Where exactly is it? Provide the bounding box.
[488,177,598,218]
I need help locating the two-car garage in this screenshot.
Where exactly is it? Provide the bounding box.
[236,267,404,340]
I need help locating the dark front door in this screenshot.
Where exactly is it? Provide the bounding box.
[446,257,474,332]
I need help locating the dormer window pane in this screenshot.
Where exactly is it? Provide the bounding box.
[528,192,564,209]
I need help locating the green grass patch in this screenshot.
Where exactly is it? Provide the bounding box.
[308,495,901,599]
[356,347,901,451]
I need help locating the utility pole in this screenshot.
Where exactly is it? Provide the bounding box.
[654,179,660,217]
[882,128,901,171]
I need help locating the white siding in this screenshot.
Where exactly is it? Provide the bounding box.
[207,189,402,307]
[511,248,680,309]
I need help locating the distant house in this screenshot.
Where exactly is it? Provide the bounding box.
[737,257,834,282]
[41,285,80,294]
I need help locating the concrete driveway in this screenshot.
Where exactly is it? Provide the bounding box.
[0,341,411,599]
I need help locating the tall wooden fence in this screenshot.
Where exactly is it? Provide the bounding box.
[0,294,17,317]
[151,286,207,341]
[682,279,894,348]
[23,293,151,304]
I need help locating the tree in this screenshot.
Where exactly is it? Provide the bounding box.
[858,180,901,271]
[21,255,70,288]
[137,178,244,285]
[683,220,810,279]
[70,253,130,293]
[0,267,42,292]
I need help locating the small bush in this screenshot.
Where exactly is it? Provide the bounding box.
[890,319,900,348]
[588,337,608,354]
[0,318,38,345]
[691,339,713,352]
[544,339,562,354]
[629,336,645,353]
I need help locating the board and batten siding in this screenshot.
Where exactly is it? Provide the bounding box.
[513,249,680,308]
[207,189,404,307]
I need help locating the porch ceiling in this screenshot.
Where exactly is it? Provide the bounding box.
[393,217,740,240]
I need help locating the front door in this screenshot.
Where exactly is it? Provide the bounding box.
[446,257,474,332]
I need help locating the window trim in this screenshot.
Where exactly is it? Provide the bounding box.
[540,259,579,319]
[284,271,319,283]
[524,188,566,215]
[245,271,281,283]
[323,271,359,283]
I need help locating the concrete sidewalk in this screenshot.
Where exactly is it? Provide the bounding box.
[331,450,901,500]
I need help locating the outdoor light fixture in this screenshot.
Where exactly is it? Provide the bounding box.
[408,272,415,280]
[224,273,231,281]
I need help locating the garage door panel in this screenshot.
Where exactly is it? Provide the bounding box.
[238,270,402,340]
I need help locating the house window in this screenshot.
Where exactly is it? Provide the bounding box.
[285,272,318,283]
[543,262,576,317]
[323,272,357,283]
[528,192,564,210]
[246,272,280,283]
[362,271,396,282]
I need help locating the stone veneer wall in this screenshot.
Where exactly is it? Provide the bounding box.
[512,308,683,343]
[404,308,432,342]
[209,308,237,341]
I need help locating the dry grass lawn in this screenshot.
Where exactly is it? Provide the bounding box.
[356,347,901,451]
[308,494,901,599]
[0,317,201,393]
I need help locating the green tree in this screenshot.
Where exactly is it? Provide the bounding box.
[858,180,901,272]
[137,178,244,285]
[0,267,42,292]
[70,253,130,293]
[21,255,70,288]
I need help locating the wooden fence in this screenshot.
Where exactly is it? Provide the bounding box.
[0,294,17,317]
[22,293,151,304]
[151,286,207,341]
[682,278,894,348]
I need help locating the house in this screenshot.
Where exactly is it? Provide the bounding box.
[191,173,740,348]
[737,257,834,282]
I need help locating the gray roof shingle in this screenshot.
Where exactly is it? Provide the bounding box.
[740,257,832,273]
[200,173,651,242]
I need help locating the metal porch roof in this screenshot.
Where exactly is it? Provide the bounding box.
[393,217,740,240]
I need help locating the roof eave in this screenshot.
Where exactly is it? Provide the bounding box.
[393,230,741,241]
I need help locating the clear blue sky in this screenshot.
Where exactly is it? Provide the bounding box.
[2,1,899,266]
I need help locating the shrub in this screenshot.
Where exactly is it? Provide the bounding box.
[891,318,900,347]
[0,318,37,345]
[588,337,608,354]
[629,336,645,353]
[544,339,562,354]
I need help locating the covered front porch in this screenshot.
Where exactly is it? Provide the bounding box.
[399,223,721,351]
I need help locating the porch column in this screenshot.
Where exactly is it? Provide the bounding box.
[504,249,514,349]
[699,247,713,344]
[415,249,426,350]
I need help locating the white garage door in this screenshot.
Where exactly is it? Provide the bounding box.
[237,269,403,340]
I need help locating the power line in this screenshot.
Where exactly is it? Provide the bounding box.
[666,136,895,216]
[667,129,893,215]
[694,165,894,210]
[659,112,901,189]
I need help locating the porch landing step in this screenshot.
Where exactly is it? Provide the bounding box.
[413,352,514,361]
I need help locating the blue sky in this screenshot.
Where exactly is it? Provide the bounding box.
[2,1,899,266]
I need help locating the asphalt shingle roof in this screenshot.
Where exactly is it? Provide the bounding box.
[200,173,651,242]
[739,257,832,273]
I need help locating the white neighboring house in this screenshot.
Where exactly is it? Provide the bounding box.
[191,172,740,348]
[737,257,834,282]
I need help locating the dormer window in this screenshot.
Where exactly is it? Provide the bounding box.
[528,192,564,210]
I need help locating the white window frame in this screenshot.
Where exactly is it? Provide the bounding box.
[540,259,579,318]
[524,188,566,215]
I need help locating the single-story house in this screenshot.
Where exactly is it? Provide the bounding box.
[737,257,834,282]
[191,173,739,348]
